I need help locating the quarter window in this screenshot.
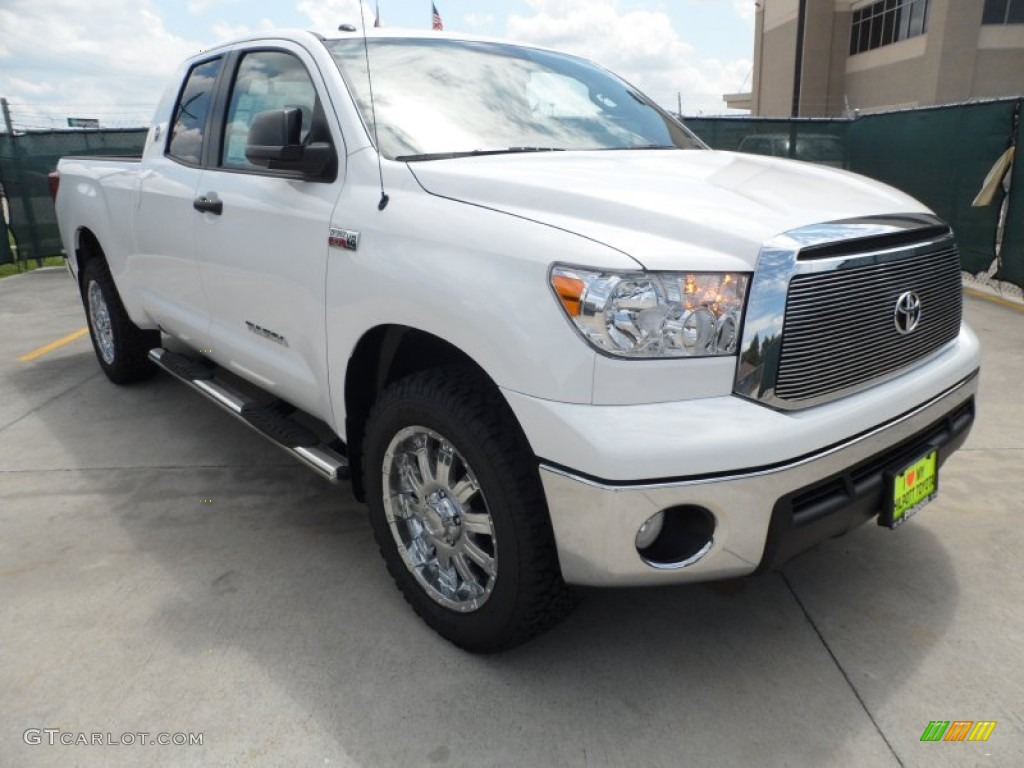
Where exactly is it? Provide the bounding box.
[168,58,222,165]
[221,50,321,170]
[849,0,930,56]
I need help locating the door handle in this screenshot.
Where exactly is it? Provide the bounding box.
[193,195,223,215]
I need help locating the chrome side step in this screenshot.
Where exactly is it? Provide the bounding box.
[148,348,350,483]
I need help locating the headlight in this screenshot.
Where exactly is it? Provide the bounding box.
[551,266,749,358]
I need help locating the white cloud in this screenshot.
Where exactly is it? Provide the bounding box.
[212,18,276,43]
[7,77,55,97]
[507,0,750,113]
[0,0,202,128]
[296,0,376,33]
[733,0,757,22]
[187,0,244,13]
[0,0,752,131]
[463,13,496,30]
[187,0,218,13]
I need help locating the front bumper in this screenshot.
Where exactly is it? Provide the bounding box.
[534,370,977,587]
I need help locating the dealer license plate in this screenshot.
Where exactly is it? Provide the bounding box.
[881,449,938,528]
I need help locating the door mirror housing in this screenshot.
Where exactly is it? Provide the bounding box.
[245,107,334,177]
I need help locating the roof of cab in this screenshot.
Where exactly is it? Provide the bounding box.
[194,27,557,60]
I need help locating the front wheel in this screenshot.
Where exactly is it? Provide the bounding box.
[364,368,576,652]
[81,258,160,384]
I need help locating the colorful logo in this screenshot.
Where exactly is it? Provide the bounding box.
[920,721,997,742]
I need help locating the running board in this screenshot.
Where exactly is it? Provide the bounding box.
[148,348,350,483]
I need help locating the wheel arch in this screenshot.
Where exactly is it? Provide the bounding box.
[343,325,524,501]
[74,227,105,288]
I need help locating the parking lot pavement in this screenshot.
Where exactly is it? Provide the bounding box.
[1,267,1021,767]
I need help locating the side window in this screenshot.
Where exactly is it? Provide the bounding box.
[168,58,223,165]
[222,51,321,171]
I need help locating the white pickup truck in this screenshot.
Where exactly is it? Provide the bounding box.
[54,29,979,651]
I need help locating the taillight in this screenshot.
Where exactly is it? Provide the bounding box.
[48,171,60,201]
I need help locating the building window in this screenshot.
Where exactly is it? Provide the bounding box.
[850,0,930,56]
[983,0,1024,24]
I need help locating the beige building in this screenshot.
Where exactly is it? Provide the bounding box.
[740,0,1024,117]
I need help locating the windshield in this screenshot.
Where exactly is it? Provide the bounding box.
[326,38,703,160]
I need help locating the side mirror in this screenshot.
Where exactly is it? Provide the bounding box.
[245,108,303,164]
[245,108,334,177]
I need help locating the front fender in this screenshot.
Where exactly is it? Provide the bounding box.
[325,183,637,431]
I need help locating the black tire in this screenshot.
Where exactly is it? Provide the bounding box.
[80,257,160,384]
[364,368,577,652]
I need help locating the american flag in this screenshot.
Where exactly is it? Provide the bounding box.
[432,2,444,30]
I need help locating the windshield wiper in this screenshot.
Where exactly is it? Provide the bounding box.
[603,145,679,151]
[396,147,567,162]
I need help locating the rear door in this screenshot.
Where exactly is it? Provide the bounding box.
[193,43,344,420]
[133,56,224,343]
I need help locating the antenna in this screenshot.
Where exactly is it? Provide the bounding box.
[358,3,389,210]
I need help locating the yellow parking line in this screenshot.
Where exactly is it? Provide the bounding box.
[964,287,1024,313]
[19,327,89,362]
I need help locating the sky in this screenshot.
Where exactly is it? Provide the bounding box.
[0,0,756,131]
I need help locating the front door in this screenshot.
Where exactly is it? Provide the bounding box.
[194,45,344,420]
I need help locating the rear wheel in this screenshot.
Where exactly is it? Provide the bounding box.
[81,258,159,383]
[364,368,576,652]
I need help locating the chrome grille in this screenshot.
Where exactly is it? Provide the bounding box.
[774,244,962,402]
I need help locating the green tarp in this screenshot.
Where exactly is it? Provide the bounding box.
[847,101,1016,275]
[684,117,851,167]
[685,99,1022,289]
[0,129,147,265]
[0,194,12,265]
[2,108,1022,287]
[1000,108,1024,287]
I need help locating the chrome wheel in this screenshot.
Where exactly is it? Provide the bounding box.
[87,280,115,365]
[382,426,497,612]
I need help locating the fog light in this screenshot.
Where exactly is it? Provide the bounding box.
[638,506,716,569]
[635,511,665,550]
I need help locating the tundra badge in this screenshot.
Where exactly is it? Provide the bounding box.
[245,321,289,347]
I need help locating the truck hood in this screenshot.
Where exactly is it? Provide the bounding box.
[407,149,930,271]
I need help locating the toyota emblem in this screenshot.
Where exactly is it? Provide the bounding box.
[894,291,922,335]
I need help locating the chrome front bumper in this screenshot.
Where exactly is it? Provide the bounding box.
[539,371,978,587]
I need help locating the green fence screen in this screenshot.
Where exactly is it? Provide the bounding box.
[1001,107,1024,287]
[684,117,852,167]
[0,129,148,265]
[2,108,1021,287]
[685,99,1022,288]
[0,188,12,265]
[847,101,1016,275]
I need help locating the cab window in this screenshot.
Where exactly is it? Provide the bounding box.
[168,58,223,165]
[221,50,322,171]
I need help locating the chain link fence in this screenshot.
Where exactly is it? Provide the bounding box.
[0,129,147,266]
